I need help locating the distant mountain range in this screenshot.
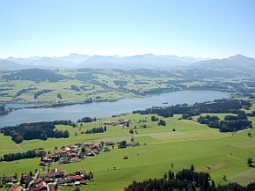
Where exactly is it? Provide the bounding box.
[0,54,255,73]
[188,54,255,74]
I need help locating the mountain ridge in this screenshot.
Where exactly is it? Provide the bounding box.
[1,54,254,71]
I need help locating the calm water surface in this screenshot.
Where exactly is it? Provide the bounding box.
[0,91,229,127]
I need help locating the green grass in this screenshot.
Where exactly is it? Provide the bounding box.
[0,113,255,190]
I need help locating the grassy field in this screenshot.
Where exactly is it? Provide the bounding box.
[1,112,255,191]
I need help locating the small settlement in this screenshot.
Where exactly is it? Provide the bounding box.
[5,134,139,191]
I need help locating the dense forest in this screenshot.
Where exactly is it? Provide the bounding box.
[2,68,67,82]
[133,99,253,132]
[124,167,255,191]
[0,120,73,143]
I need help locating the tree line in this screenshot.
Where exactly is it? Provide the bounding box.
[85,126,106,134]
[134,99,249,118]
[124,166,255,191]
[1,149,46,162]
[34,89,53,99]
[77,116,97,123]
[0,120,73,143]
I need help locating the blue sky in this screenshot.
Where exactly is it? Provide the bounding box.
[1,0,254,59]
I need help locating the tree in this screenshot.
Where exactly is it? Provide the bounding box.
[57,93,62,99]
[247,157,254,167]
[190,164,194,171]
[248,132,252,137]
[158,119,166,126]
[119,140,127,148]
[81,147,86,153]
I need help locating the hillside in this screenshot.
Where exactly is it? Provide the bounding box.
[75,55,189,69]
[189,55,255,76]
[0,59,24,71]
[2,68,68,82]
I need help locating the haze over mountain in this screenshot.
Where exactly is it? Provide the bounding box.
[189,54,255,72]
[0,54,254,73]
[1,54,202,70]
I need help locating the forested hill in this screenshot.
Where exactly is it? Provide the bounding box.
[2,68,68,82]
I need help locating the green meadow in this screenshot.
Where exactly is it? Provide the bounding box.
[1,112,255,191]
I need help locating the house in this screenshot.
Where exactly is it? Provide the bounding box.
[105,142,114,146]
[20,174,33,184]
[5,177,18,184]
[48,185,55,191]
[45,168,65,178]
[66,176,83,183]
[57,178,65,186]
[70,157,78,163]
[30,181,47,191]
[44,177,53,183]
[8,186,23,191]
[37,182,47,190]
[34,178,42,184]
[79,180,87,185]
[92,142,101,149]
[103,147,110,152]
[39,161,47,166]
[42,154,52,162]
[75,169,82,176]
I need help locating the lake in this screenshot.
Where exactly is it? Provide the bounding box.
[0,91,229,127]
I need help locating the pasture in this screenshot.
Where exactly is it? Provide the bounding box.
[0,113,255,191]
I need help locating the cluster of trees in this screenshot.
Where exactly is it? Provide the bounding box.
[1,149,46,162]
[57,93,62,99]
[1,120,72,143]
[151,116,166,126]
[118,140,127,148]
[70,85,80,92]
[77,117,96,123]
[114,80,127,86]
[85,126,106,134]
[75,70,95,81]
[124,166,255,191]
[14,87,36,98]
[2,68,67,82]
[34,89,53,99]
[151,116,159,121]
[158,119,166,126]
[197,110,252,132]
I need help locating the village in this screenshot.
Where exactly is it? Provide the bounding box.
[2,119,140,191]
